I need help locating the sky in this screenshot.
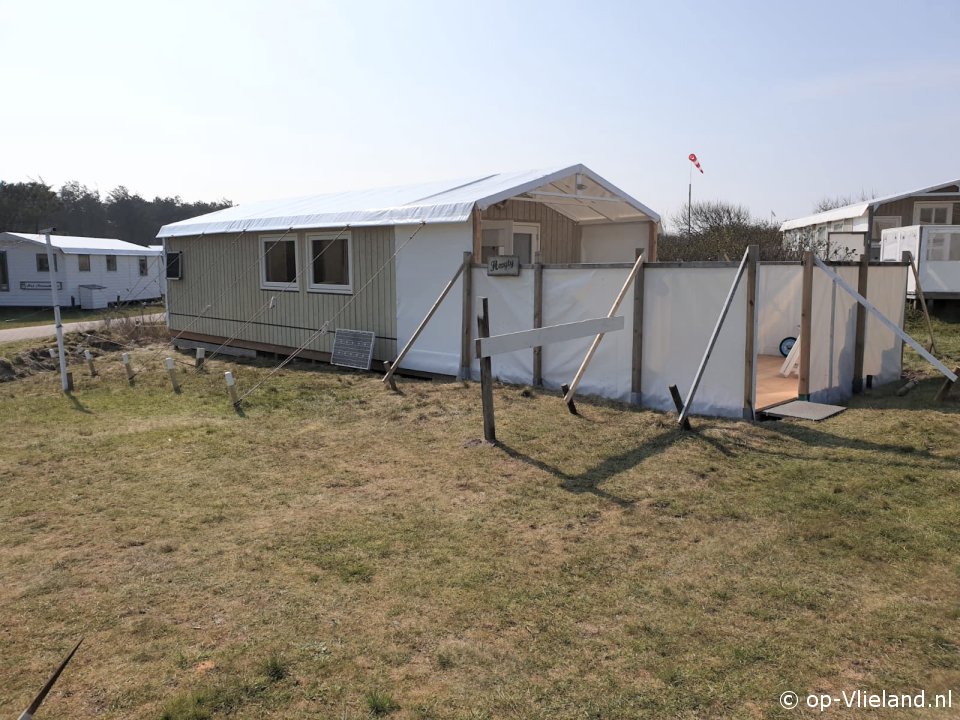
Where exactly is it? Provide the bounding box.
[2,0,959,230]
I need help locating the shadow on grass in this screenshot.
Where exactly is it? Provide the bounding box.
[497,423,735,507]
[65,392,92,414]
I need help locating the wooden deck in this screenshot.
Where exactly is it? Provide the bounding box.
[756,354,798,410]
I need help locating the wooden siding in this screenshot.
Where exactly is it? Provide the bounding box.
[481,200,581,262]
[165,227,397,360]
[874,190,960,230]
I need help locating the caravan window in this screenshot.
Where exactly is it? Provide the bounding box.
[925,230,960,261]
[105,255,117,271]
[308,232,352,293]
[260,235,298,288]
[36,253,58,272]
[914,202,952,225]
[78,254,91,272]
[139,257,149,276]
[0,251,8,291]
[166,252,183,280]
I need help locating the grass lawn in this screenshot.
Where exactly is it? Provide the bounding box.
[0,320,958,719]
[0,303,165,330]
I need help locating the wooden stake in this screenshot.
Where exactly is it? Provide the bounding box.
[382,361,398,391]
[195,346,206,370]
[122,352,135,385]
[896,378,920,397]
[934,367,959,402]
[852,252,869,394]
[798,250,814,400]
[384,258,466,389]
[631,248,644,405]
[564,253,644,407]
[560,383,578,415]
[906,250,937,354]
[669,384,692,430]
[532,251,543,387]
[475,297,496,443]
[459,250,473,380]
[165,357,180,393]
[84,349,97,377]
[742,244,759,419]
[225,371,241,410]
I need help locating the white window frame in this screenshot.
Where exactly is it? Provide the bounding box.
[36,253,58,272]
[913,201,953,225]
[105,254,118,272]
[872,215,901,241]
[259,234,300,291]
[306,231,353,294]
[138,257,149,277]
[78,254,91,272]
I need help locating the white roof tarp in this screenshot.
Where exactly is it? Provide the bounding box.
[779,178,960,232]
[0,232,162,256]
[156,164,660,239]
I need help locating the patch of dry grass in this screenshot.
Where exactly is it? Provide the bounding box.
[0,336,958,719]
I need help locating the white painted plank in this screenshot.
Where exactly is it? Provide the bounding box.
[479,316,624,357]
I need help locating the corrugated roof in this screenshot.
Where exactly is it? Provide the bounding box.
[0,232,162,256]
[779,179,960,231]
[156,164,660,238]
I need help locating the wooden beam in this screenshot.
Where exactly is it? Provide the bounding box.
[677,248,750,427]
[563,253,645,406]
[742,244,759,419]
[479,316,624,358]
[630,248,644,405]
[532,251,543,386]
[476,297,496,442]
[669,384,692,430]
[460,250,473,380]
[813,256,957,382]
[852,252,869,394]
[798,250,814,400]
[471,206,482,258]
[906,250,938,354]
[384,259,466,389]
[648,222,658,262]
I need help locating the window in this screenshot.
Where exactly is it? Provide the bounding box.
[139,257,149,276]
[512,223,541,264]
[872,215,901,241]
[925,230,960,261]
[105,255,117,271]
[36,253,58,272]
[478,220,540,263]
[260,235,298,288]
[0,251,8,291]
[78,254,91,272]
[913,202,953,225]
[166,251,183,280]
[308,232,352,292]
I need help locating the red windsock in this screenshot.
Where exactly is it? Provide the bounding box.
[688,153,704,174]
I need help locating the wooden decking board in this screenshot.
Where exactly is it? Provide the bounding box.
[755,354,798,410]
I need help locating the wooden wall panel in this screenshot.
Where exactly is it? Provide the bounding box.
[481,199,581,263]
[165,227,397,361]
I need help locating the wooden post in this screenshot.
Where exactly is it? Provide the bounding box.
[165,357,180,394]
[475,297,496,442]
[742,244,759,419]
[630,248,644,405]
[906,250,937,354]
[84,350,97,377]
[459,250,473,380]
[563,253,645,408]
[934,367,959,402]
[384,259,467,389]
[647,222,658,262]
[195,346,206,370]
[798,250,814,400]
[122,352,135,385]
[560,382,578,415]
[669,384,692,430]
[852,252,869,394]
[225,371,241,410]
[532,251,543,387]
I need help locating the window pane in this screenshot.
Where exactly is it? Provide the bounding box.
[37,254,49,272]
[0,251,8,290]
[79,254,90,271]
[166,253,181,279]
[106,255,117,271]
[513,233,532,264]
[139,257,148,276]
[934,207,948,224]
[265,240,296,283]
[312,238,348,286]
